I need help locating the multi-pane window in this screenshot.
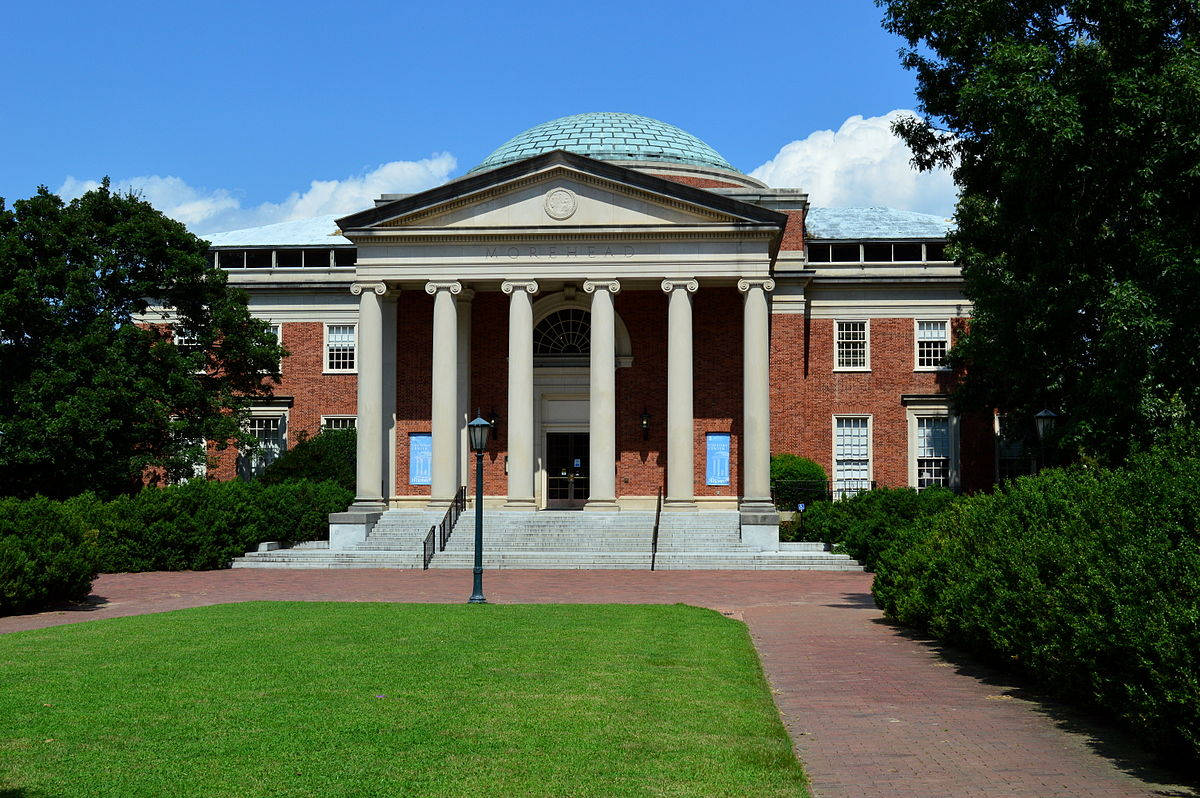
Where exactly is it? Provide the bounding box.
[321,416,357,431]
[238,416,286,479]
[268,324,282,371]
[916,416,951,488]
[174,327,204,372]
[835,321,868,370]
[325,324,356,372]
[916,320,949,369]
[834,416,871,498]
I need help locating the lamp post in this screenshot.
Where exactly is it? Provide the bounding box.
[467,413,491,604]
[1035,408,1058,471]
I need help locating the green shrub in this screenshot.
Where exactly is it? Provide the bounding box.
[782,486,957,567]
[872,444,1200,765]
[260,428,355,492]
[770,454,829,512]
[67,479,353,573]
[0,496,98,615]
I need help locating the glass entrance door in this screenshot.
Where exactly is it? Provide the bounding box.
[546,432,589,509]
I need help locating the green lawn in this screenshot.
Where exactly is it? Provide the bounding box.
[0,602,809,797]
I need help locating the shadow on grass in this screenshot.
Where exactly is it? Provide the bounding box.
[0,788,57,798]
[870,616,1200,797]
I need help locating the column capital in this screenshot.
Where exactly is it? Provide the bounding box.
[458,287,476,302]
[350,281,391,297]
[424,280,463,295]
[661,278,699,294]
[582,279,621,296]
[501,280,540,296]
[737,278,776,294]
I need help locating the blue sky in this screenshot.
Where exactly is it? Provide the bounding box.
[1,0,956,232]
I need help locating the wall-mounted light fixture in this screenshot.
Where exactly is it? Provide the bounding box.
[640,408,651,440]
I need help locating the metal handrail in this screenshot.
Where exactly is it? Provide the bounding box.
[422,527,436,570]
[650,486,663,571]
[422,485,467,570]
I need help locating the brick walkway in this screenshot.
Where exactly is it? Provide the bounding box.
[1,570,1194,797]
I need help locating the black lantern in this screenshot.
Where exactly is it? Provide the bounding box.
[640,408,651,441]
[468,413,491,453]
[466,412,491,604]
[488,407,501,439]
[1034,409,1058,442]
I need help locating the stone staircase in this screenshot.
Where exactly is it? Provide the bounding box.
[232,508,862,570]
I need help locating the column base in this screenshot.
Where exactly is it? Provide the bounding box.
[739,500,780,551]
[662,498,698,512]
[739,500,780,524]
[502,497,537,510]
[425,497,454,511]
[583,498,621,512]
[328,509,382,550]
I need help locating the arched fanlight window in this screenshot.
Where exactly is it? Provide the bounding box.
[534,308,590,357]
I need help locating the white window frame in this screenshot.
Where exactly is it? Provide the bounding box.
[167,416,208,485]
[238,409,288,480]
[320,415,357,431]
[834,319,871,372]
[172,324,206,374]
[913,319,951,371]
[264,321,283,375]
[906,402,960,490]
[323,323,358,374]
[832,414,873,498]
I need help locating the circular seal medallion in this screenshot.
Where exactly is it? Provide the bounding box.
[544,188,577,221]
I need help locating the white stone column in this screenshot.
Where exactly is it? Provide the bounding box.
[662,279,698,509]
[501,280,539,509]
[739,278,779,548]
[456,289,474,490]
[426,280,461,507]
[381,291,399,502]
[350,281,388,509]
[583,279,620,511]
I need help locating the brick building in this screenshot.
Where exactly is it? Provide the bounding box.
[201,113,990,561]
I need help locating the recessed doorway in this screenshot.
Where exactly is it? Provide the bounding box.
[546,432,589,509]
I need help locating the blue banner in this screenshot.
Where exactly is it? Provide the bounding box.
[706,433,731,486]
[409,433,432,485]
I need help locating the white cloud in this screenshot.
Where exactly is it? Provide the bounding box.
[58,153,458,234]
[751,110,957,216]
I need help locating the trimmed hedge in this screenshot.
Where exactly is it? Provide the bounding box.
[259,428,355,493]
[770,454,830,512]
[872,444,1200,765]
[781,486,958,566]
[0,496,99,615]
[66,479,353,572]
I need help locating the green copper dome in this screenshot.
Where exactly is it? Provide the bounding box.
[469,112,738,175]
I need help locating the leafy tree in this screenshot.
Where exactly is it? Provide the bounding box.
[0,182,285,498]
[878,0,1200,462]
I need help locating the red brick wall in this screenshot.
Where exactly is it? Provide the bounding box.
[207,294,994,498]
[780,210,805,252]
[209,321,357,481]
[769,315,994,491]
[394,293,433,496]
[651,173,745,189]
[613,291,667,495]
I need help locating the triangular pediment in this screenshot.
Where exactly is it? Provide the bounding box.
[337,150,786,235]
